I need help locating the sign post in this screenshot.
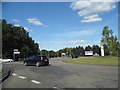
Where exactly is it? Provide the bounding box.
[13,49,20,61]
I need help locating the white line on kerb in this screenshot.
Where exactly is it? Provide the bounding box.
[31,80,41,84]
[12,73,17,76]
[18,76,26,79]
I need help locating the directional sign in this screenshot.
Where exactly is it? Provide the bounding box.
[14,49,18,52]
[14,51,20,54]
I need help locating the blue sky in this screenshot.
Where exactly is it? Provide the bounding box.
[2,2,118,51]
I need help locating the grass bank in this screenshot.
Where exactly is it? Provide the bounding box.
[63,56,119,66]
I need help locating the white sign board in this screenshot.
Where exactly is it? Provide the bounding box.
[14,49,18,52]
[85,51,93,55]
[14,51,20,54]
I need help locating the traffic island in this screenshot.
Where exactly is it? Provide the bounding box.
[63,56,119,66]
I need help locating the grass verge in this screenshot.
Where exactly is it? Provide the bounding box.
[63,56,119,66]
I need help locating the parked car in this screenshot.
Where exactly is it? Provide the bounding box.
[1,59,13,63]
[24,55,49,67]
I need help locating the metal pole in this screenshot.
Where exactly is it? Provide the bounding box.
[13,53,15,61]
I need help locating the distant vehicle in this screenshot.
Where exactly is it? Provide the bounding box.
[71,54,79,58]
[1,59,13,63]
[24,55,49,67]
[93,53,100,56]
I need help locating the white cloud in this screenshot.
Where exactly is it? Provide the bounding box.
[14,24,21,27]
[24,27,29,31]
[13,19,20,22]
[57,30,95,37]
[50,40,86,45]
[70,0,116,23]
[87,0,119,2]
[94,41,101,44]
[23,27,34,32]
[81,14,102,23]
[14,24,32,32]
[27,18,43,26]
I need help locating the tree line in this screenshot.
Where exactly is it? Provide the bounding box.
[2,19,40,59]
[38,26,120,57]
[1,20,120,59]
[40,45,101,58]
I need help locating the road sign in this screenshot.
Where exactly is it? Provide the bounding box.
[14,49,18,52]
[85,51,93,55]
[14,51,20,54]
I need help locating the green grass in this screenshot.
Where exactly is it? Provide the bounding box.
[63,56,119,66]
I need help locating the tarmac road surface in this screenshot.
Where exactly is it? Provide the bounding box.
[2,57,118,88]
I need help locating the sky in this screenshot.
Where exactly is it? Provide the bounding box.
[2,1,118,51]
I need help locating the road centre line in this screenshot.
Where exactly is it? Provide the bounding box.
[12,73,41,85]
[53,87,58,89]
[18,76,26,79]
[31,80,41,84]
[12,73,17,76]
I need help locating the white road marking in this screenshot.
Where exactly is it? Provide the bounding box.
[31,80,41,84]
[53,86,58,89]
[18,76,26,79]
[12,73,17,76]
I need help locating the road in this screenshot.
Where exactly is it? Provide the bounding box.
[2,57,118,88]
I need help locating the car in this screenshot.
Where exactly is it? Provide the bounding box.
[24,55,49,67]
[71,54,79,58]
[1,59,13,63]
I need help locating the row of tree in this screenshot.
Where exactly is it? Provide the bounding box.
[40,45,101,58]
[41,26,120,57]
[2,19,40,59]
[1,20,120,59]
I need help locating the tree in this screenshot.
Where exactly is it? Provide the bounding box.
[85,45,92,51]
[92,45,101,55]
[49,50,55,58]
[2,19,40,59]
[78,46,84,56]
[101,26,119,56]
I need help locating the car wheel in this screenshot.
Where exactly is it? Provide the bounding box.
[24,62,27,66]
[36,62,40,67]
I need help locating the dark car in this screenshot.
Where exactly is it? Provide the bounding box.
[24,55,49,67]
[71,54,79,58]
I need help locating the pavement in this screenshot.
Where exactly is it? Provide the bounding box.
[2,57,118,89]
